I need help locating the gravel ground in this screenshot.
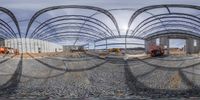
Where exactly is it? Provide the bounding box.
[0,53,200,99]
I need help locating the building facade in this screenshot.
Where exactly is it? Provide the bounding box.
[4,38,63,53]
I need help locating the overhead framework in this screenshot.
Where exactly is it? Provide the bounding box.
[25,5,121,38]
[126,4,200,38]
[0,4,199,51]
[0,7,20,39]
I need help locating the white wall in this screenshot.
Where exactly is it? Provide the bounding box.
[5,38,63,53]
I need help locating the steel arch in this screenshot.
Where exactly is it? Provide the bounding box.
[126,4,200,36]
[30,15,114,38]
[137,20,200,37]
[131,13,200,36]
[35,26,108,39]
[138,24,200,38]
[25,5,120,38]
[0,7,20,38]
[35,22,110,38]
[144,29,200,39]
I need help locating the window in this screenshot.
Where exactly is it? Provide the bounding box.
[194,39,197,47]
[156,38,160,46]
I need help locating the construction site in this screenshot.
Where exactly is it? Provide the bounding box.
[0,1,200,99]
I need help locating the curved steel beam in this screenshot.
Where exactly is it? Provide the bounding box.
[0,34,7,39]
[0,19,17,37]
[68,8,137,45]
[31,18,112,37]
[35,26,108,39]
[95,43,144,47]
[33,15,111,33]
[41,34,99,42]
[136,20,200,37]
[0,26,14,38]
[45,37,95,43]
[138,24,200,37]
[144,29,200,39]
[126,4,200,36]
[79,8,136,37]
[94,35,144,42]
[26,5,120,37]
[0,22,16,38]
[0,7,20,38]
[6,19,53,32]
[38,31,104,40]
[134,15,200,37]
[0,30,12,39]
[50,35,96,41]
[131,13,200,36]
[30,15,115,38]
[40,24,108,38]
[37,22,110,38]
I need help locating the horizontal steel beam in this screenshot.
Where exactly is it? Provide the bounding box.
[95,43,144,47]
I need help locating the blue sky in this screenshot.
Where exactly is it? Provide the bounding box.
[169,39,186,48]
[0,0,199,48]
[1,0,199,23]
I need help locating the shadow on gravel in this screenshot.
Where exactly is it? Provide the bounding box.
[45,57,95,62]
[179,71,199,89]
[25,53,200,98]
[0,55,16,65]
[124,59,200,98]
[27,53,107,72]
[135,58,200,70]
[0,54,23,96]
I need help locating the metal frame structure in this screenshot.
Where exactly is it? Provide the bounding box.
[0,7,20,39]
[0,4,199,51]
[25,5,121,37]
[126,4,200,37]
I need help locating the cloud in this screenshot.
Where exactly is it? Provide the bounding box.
[0,0,199,47]
[1,0,199,10]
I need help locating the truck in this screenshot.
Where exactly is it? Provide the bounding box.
[149,44,164,57]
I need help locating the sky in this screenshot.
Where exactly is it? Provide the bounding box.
[1,0,200,10]
[0,0,199,20]
[0,0,199,23]
[0,0,199,48]
[169,39,186,48]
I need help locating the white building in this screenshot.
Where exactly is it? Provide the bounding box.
[4,38,63,53]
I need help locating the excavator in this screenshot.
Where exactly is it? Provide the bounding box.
[149,44,164,57]
[0,47,19,55]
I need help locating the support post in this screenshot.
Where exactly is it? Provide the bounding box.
[125,36,127,53]
[106,39,108,50]
[94,42,96,51]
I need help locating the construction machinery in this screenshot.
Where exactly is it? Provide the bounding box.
[97,48,121,58]
[0,47,8,54]
[0,47,19,55]
[108,48,121,54]
[149,44,164,57]
[70,46,85,52]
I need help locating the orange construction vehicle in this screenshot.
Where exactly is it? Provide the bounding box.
[0,47,8,54]
[0,47,19,55]
[149,44,164,57]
